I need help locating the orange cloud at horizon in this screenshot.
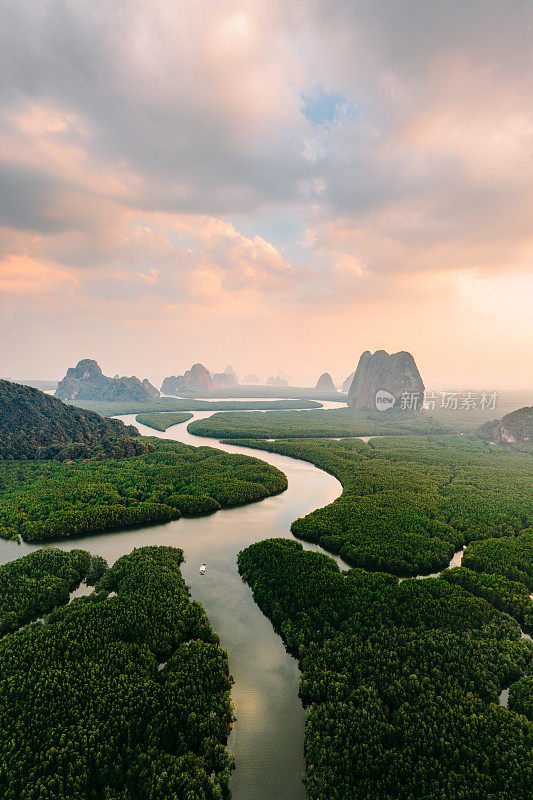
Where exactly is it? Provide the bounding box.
[0,1,531,389]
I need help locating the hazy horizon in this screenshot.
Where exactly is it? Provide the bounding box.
[1,2,532,388]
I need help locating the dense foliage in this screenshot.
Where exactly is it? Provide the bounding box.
[72,398,323,415]
[136,411,194,431]
[238,538,533,800]
[0,548,106,635]
[440,566,533,627]
[0,546,234,799]
[0,379,146,460]
[509,675,533,720]
[462,533,533,589]
[477,405,533,447]
[0,440,287,542]
[227,436,533,575]
[189,409,448,439]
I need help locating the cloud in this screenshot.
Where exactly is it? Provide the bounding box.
[0,1,532,383]
[0,253,77,294]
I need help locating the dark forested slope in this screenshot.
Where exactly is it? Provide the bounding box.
[0,379,145,460]
[477,406,533,449]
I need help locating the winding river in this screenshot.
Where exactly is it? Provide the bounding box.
[0,408,346,800]
[0,404,527,796]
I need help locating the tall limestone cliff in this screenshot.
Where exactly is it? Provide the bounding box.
[55,359,160,403]
[161,364,214,395]
[212,372,236,387]
[225,365,239,384]
[347,350,424,411]
[342,370,355,394]
[315,373,336,392]
[211,366,238,387]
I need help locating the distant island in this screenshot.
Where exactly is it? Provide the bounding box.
[161,363,213,395]
[315,372,335,392]
[225,365,239,384]
[347,349,424,411]
[56,359,159,403]
[266,375,288,386]
[342,370,355,394]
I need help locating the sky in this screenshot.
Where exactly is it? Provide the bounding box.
[1,0,532,389]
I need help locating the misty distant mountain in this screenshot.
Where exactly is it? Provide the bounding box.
[266,375,289,386]
[161,364,214,395]
[56,359,160,403]
[212,371,238,388]
[225,365,239,384]
[342,371,355,394]
[315,373,336,392]
[242,373,260,384]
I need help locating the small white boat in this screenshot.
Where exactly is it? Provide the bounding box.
[199,563,207,575]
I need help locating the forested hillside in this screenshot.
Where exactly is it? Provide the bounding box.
[477,406,533,451]
[0,379,145,460]
[0,546,234,799]
[226,436,533,575]
[0,440,287,542]
[238,538,533,800]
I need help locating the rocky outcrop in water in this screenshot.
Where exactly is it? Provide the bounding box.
[55,359,160,403]
[315,373,336,392]
[347,350,424,411]
[161,363,214,395]
[342,371,355,394]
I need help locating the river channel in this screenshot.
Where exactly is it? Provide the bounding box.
[0,408,346,800]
